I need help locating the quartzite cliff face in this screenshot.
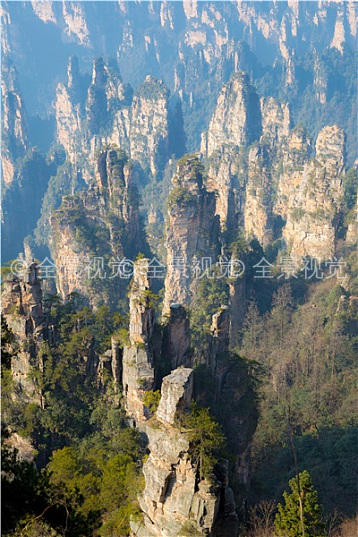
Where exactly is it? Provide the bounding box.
[3,2,357,155]
[49,147,141,307]
[202,71,349,263]
[201,72,262,158]
[1,63,28,188]
[277,124,345,260]
[2,263,44,403]
[122,259,156,422]
[120,260,240,537]
[163,155,219,314]
[55,57,174,181]
[1,4,357,535]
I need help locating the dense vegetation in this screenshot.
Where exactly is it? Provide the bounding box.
[2,9,357,535]
[239,275,358,534]
[2,294,145,537]
[2,258,357,536]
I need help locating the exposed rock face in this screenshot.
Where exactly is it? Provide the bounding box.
[204,95,291,241]
[128,259,155,346]
[1,263,44,402]
[1,63,28,187]
[49,148,141,306]
[54,57,173,179]
[206,147,244,234]
[156,367,193,426]
[122,259,155,422]
[194,306,255,499]
[5,432,35,463]
[244,144,273,247]
[61,1,90,46]
[228,278,246,348]
[86,57,131,135]
[273,125,312,220]
[201,72,262,157]
[3,2,356,164]
[132,366,237,537]
[260,96,291,144]
[55,56,132,168]
[241,123,345,260]
[162,304,191,370]
[202,73,346,263]
[210,307,230,355]
[313,53,328,104]
[96,337,123,391]
[163,155,220,313]
[278,125,344,259]
[55,84,81,165]
[130,76,170,176]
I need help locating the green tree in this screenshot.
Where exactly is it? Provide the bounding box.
[342,168,358,212]
[275,470,324,537]
[181,405,225,481]
[1,427,47,534]
[142,390,161,414]
[1,315,17,373]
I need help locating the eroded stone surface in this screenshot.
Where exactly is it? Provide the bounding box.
[156,367,193,426]
[2,263,44,402]
[122,259,155,422]
[132,366,237,537]
[163,155,219,313]
[201,72,262,158]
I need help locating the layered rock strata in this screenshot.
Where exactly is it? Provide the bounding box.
[1,63,28,187]
[2,262,44,402]
[55,57,172,179]
[122,259,155,422]
[203,71,347,263]
[277,125,344,259]
[49,148,141,306]
[201,72,262,158]
[163,155,220,313]
[131,367,237,537]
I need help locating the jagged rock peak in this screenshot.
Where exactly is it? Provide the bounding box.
[276,124,345,261]
[1,62,28,186]
[288,124,311,153]
[135,74,169,101]
[163,154,219,313]
[95,147,129,193]
[201,71,262,157]
[156,367,193,426]
[260,96,291,143]
[244,143,273,247]
[49,157,141,305]
[128,258,155,345]
[130,75,170,176]
[67,55,80,90]
[91,57,107,86]
[315,124,345,172]
[122,258,155,422]
[172,153,204,192]
[132,362,237,536]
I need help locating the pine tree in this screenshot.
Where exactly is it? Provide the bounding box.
[181,405,225,481]
[274,470,325,537]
